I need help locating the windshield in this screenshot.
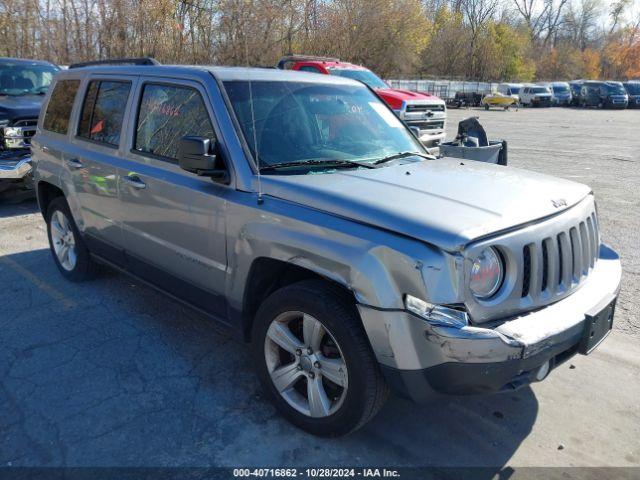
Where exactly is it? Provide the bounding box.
[223,80,424,173]
[605,83,626,94]
[553,85,569,93]
[625,83,640,94]
[531,87,550,94]
[0,62,59,96]
[326,68,388,89]
[507,87,520,94]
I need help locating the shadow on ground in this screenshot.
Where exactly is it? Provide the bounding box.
[0,248,538,468]
[0,195,38,218]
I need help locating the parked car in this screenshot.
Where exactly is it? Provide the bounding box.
[569,80,585,106]
[581,81,628,109]
[496,82,523,102]
[519,84,553,107]
[277,55,446,149]
[622,81,640,108]
[548,81,572,106]
[0,57,59,193]
[33,59,621,437]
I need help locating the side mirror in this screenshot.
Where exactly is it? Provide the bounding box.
[409,126,421,139]
[178,136,229,183]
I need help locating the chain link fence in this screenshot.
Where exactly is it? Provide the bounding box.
[386,79,501,100]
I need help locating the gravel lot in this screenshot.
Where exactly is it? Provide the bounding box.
[1,107,639,469]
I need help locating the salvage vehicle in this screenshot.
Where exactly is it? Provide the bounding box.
[622,81,640,108]
[32,59,621,437]
[277,55,446,149]
[581,81,628,109]
[0,57,60,194]
[548,81,572,106]
[519,84,553,107]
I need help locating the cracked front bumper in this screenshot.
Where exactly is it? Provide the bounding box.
[359,244,621,402]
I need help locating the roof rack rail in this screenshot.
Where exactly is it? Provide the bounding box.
[277,54,341,70]
[69,57,160,69]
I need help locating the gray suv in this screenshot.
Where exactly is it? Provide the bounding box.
[32,60,621,437]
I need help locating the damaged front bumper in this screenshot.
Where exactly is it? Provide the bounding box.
[358,244,621,402]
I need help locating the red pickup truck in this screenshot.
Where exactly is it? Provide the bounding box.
[277,55,446,148]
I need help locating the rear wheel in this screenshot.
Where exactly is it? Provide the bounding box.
[46,197,96,281]
[252,280,388,436]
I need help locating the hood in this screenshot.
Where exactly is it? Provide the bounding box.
[0,94,45,123]
[260,158,591,252]
[374,88,442,109]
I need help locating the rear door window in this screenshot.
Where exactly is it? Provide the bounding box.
[134,83,215,161]
[43,80,80,134]
[78,80,131,146]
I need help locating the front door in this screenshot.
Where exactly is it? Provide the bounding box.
[118,80,229,318]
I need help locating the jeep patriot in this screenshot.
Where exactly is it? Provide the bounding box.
[32,59,621,436]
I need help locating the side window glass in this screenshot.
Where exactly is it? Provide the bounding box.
[298,66,320,73]
[78,80,131,146]
[43,80,80,134]
[134,84,215,160]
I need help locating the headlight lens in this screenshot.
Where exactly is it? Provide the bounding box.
[469,247,503,299]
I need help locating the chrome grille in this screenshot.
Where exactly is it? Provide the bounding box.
[406,104,445,113]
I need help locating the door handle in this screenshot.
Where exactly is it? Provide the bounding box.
[121,175,146,190]
[66,158,84,169]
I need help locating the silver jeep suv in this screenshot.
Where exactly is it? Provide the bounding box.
[32,59,621,437]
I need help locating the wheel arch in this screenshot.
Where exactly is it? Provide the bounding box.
[240,257,355,342]
[36,181,65,219]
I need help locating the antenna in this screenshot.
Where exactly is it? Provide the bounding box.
[244,22,263,205]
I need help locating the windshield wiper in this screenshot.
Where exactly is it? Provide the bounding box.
[260,159,376,172]
[373,151,436,165]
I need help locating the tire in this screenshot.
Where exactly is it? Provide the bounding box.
[46,196,96,281]
[252,280,389,437]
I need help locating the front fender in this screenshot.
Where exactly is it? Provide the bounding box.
[224,195,462,315]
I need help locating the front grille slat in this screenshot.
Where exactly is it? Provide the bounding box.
[530,242,545,297]
[586,216,597,267]
[543,238,559,295]
[579,222,590,276]
[569,227,582,283]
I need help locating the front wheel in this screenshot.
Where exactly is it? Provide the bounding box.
[252,280,388,436]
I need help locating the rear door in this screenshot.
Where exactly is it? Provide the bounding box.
[117,78,230,318]
[64,76,136,260]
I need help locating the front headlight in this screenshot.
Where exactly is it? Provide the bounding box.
[469,247,503,299]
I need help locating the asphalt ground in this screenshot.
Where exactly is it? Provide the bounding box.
[0,106,638,469]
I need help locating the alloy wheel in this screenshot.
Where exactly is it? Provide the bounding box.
[50,210,77,272]
[264,311,348,418]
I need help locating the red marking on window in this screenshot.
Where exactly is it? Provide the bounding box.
[90,119,104,135]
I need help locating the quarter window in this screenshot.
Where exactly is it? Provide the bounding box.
[78,80,131,146]
[134,84,215,160]
[298,66,321,73]
[43,80,80,134]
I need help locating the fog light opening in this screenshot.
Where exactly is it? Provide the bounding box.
[535,361,551,382]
